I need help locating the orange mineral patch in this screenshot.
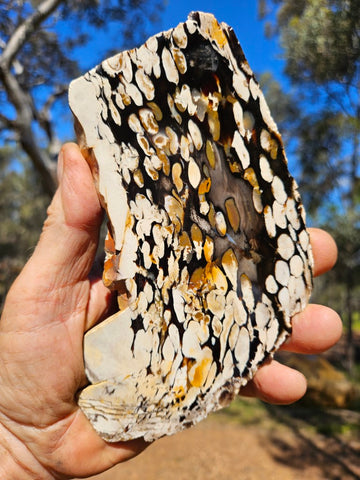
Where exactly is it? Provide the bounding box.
[69,10,313,445]
[208,17,227,48]
[189,355,212,388]
[224,198,240,232]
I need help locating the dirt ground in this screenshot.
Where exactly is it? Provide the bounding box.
[80,401,360,480]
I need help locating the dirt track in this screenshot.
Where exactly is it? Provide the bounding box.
[82,402,360,480]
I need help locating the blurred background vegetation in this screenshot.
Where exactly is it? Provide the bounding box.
[0,0,359,405]
[259,0,360,381]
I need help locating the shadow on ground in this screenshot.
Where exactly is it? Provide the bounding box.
[263,404,360,480]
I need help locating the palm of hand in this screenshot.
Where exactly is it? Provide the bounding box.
[0,144,341,479]
[0,148,146,478]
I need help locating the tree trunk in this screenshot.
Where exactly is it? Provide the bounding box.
[20,127,57,197]
[0,0,63,198]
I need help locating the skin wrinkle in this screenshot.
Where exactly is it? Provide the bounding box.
[0,418,54,480]
[0,142,342,478]
[0,321,83,419]
[0,396,80,474]
[0,283,89,339]
[32,238,97,289]
[0,20,343,466]
[0,143,153,477]
[0,373,75,426]
[25,413,80,465]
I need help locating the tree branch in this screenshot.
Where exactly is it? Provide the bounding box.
[0,64,57,196]
[20,122,58,197]
[38,86,67,141]
[0,0,63,197]
[0,112,17,129]
[0,0,64,70]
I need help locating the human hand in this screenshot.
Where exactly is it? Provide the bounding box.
[0,143,147,479]
[0,143,342,479]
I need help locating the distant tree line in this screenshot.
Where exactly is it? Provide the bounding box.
[0,0,164,307]
[1,1,359,376]
[259,0,360,374]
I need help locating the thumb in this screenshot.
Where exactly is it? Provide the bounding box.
[33,142,102,286]
[5,143,103,317]
[56,143,102,233]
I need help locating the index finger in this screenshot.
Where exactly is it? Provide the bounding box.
[309,228,337,277]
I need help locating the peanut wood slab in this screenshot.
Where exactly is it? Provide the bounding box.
[69,11,313,442]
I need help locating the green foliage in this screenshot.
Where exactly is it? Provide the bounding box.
[0,0,165,305]
[296,111,345,213]
[0,0,166,197]
[0,146,48,309]
[259,75,345,213]
[259,0,359,211]
[279,0,360,85]
[213,397,269,426]
[259,0,360,217]
[323,209,360,315]
[259,0,360,374]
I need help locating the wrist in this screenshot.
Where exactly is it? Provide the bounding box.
[0,421,54,480]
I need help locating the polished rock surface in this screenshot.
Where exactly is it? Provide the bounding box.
[69,11,313,442]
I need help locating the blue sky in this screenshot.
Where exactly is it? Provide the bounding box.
[57,0,285,140]
[160,1,284,79]
[75,1,284,83]
[57,1,285,143]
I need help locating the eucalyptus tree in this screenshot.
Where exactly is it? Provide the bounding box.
[0,145,48,309]
[0,0,164,306]
[0,0,165,196]
[259,0,360,373]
